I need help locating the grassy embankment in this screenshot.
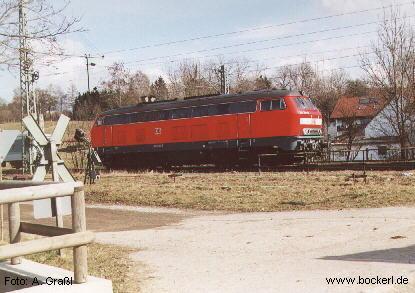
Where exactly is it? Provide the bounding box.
[85,170,415,212]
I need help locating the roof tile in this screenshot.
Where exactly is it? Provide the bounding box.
[330,96,386,119]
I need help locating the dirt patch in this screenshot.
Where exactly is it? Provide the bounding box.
[14,204,186,232]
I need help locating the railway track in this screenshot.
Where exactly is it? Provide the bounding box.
[4,161,414,179]
[260,161,415,172]
[92,160,415,173]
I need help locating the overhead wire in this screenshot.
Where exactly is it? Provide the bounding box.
[32,2,415,85]
[99,0,414,55]
[27,1,414,59]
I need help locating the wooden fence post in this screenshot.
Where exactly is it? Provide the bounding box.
[8,202,21,265]
[71,186,88,284]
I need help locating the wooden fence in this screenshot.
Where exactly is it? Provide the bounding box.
[0,181,94,284]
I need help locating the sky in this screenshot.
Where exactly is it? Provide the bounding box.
[0,0,414,102]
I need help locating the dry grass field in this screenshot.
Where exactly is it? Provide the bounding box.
[28,243,138,293]
[85,170,415,212]
[0,237,137,293]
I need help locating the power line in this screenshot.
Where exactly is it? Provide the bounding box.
[26,1,415,59]
[131,44,372,68]
[120,13,414,66]
[40,31,376,78]
[30,18,374,60]
[38,27,375,76]
[36,15,414,79]
[123,30,377,65]
[41,46,365,78]
[42,50,373,81]
[34,18,380,62]
[247,52,368,73]
[99,1,414,55]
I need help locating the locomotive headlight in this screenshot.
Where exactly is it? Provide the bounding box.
[303,128,322,135]
[300,118,322,125]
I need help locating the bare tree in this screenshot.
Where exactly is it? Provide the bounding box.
[311,70,348,136]
[254,75,272,90]
[102,62,151,106]
[0,0,81,69]
[167,60,216,98]
[361,9,415,155]
[102,62,130,107]
[274,65,292,89]
[228,58,257,93]
[35,86,58,118]
[165,57,265,98]
[127,70,150,103]
[274,61,316,93]
[345,79,370,97]
[334,101,365,161]
[274,61,347,135]
[65,83,78,113]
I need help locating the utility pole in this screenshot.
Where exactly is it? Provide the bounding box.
[217,65,229,94]
[85,54,103,92]
[84,54,92,92]
[219,65,226,94]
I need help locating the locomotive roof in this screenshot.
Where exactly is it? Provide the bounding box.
[101,89,301,116]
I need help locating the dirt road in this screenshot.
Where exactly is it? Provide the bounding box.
[14,203,415,292]
[94,206,415,293]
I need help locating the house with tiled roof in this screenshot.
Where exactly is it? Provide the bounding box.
[328,96,386,139]
[328,96,400,160]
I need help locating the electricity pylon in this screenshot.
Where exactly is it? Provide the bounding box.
[19,0,39,173]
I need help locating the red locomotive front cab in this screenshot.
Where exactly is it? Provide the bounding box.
[287,96,323,151]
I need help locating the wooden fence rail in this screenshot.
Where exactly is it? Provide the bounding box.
[0,181,93,284]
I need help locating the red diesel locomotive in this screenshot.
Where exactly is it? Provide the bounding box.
[90,89,323,168]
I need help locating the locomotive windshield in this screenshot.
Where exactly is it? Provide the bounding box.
[295,97,317,110]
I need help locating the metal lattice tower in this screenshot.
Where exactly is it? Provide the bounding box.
[19,0,37,118]
[19,0,38,173]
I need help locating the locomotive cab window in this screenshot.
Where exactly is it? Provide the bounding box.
[260,99,286,111]
[295,97,317,110]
